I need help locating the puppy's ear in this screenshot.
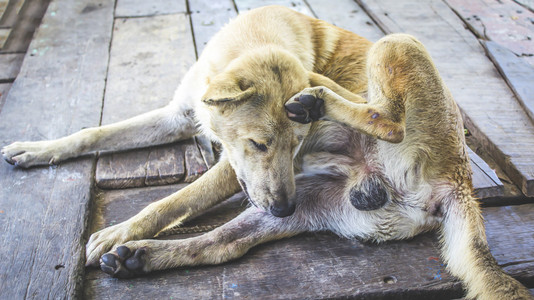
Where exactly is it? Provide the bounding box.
[202,75,255,106]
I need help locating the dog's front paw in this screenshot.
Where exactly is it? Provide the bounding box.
[100,244,149,278]
[86,222,143,267]
[2,141,63,168]
[285,87,326,124]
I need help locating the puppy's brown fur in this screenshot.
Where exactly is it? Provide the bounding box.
[2,6,531,299]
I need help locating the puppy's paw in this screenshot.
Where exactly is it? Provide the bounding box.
[285,87,326,124]
[100,244,149,278]
[1,141,64,168]
[86,222,143,267]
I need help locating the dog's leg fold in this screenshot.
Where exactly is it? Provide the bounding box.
[441,193,532,299]
[85,158,241,266]
[98,207,302,277]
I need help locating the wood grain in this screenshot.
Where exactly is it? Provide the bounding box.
[0,82,10,112]
[356,0,534,197]
[95,13,199,189]
[306,0,384,42]
[188,0,237,56]
[234,0,314,16]
[115,0,187,18]
[0,53,24,82]
[445,0,534,67]
[183,138,209,183]
[0,0,114,298]
[482,41,534,123]
[101,13,195,124]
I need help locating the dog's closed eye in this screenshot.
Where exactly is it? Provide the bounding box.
[249,139,268,152]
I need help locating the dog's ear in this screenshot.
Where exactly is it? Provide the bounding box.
[202,75,256,106]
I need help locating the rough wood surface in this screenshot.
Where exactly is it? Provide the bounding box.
[514,0,534,11]
[0,82,10,112]
[356,0,534,197]
[188,0,236,56]
[95,139,211,189]
[306,0,384,42]
[0,0,114,299]
[115,0,186,18]
[445,0,534,67]
[183,138,209,183]
[0,0,24,27]
[468,147,504,199]
[101,13,195,124]
[0,0,49,53]
[234,0,314,16]
[95,13,198,189]
[84,192,534,299]
[482,40,534,123]
[0,53,24,82]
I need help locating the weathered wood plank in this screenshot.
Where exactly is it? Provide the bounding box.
[482,41,534,123]
[234,0,314,16]
[96,142,189,189]
[188,0,237,56]
[0,0,114,298]
[0,0,49,53]
[356,0,534,197]
[101,13,195,124]
[145,143,186,186]
[306,0,384,42]
[0,82,10,112]
[84,193,534,299]
[446,0,534,67]
[514,0,534,12]
[0,0,7,21]
[0,27,9,48]
[95,13,198,189]
[0,53,24,82]
[468,147,504,199]
[195,135,216,168]
[96,148,149,189]
[115,0,187,18]
[183,138,209,183]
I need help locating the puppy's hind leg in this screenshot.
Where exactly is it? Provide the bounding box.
[440,190,532,299]
[2,64,206,168]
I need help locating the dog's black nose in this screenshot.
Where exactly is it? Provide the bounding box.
[270,202,296,218]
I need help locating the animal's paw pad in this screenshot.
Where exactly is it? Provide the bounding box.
[100,246,147,278]
[285,93,325,124]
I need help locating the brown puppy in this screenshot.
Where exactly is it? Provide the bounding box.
[2,6,531,299]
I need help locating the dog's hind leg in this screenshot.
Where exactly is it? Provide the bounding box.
[96,160,350,277]
[86,157,241,266]
[440,189,532,299]
[2,63,206,168]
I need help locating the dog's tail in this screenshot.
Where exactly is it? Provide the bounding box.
[439,191,532,299]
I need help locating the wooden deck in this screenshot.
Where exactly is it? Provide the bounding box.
[0,0,533,299]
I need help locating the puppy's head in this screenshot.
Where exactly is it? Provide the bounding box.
[199,48,311,217]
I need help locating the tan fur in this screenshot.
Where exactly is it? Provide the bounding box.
[1,6,531,299]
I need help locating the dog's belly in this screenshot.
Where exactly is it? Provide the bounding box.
[296,120,440,241]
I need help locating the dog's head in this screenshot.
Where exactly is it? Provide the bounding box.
[199,48,312,217]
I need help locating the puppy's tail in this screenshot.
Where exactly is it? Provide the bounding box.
[440,192,532,299]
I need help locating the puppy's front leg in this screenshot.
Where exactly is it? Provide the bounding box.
[85,158,241,266]
[98,207,301,278]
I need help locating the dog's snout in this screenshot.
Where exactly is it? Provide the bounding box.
[270,202,296,218]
